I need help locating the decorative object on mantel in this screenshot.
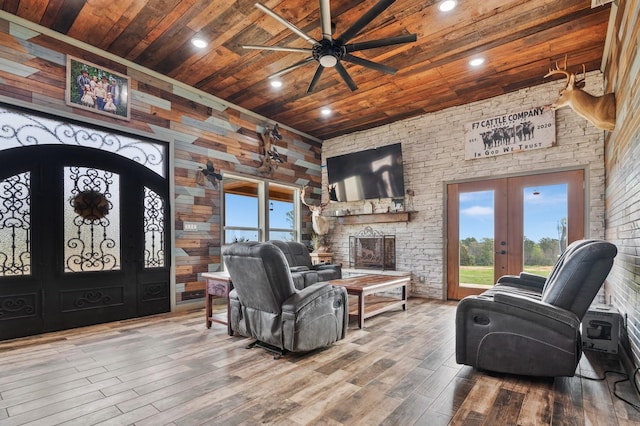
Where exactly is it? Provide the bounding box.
[544,56,616,131]
[196,160,223,189]
[405,189,415,212]
[339,210,411,225]
[301,185,330,253]
[257,123,285,176]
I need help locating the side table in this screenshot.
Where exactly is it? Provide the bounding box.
[202,272,233,336]
[309,252,333,265]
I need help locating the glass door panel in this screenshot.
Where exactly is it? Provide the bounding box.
[522,184,568,278]
[64,167,120,272]
[458,190,495,287]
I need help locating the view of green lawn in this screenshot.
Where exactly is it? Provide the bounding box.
[459,265,553,286]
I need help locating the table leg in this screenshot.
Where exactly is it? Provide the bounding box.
[402,284,407,310]
[205,293,212,329]
[358,292,365,329]
[227,296,233,336]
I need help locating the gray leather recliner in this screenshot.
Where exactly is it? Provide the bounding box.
[223,241,348,354]
[268,240,342,289]
[456,239,617,377]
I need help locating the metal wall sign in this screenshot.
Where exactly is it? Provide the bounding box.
[464,106,556,160]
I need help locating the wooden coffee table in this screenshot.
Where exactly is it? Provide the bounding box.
[328,274,409,328]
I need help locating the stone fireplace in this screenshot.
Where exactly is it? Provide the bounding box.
[349,226,396,270]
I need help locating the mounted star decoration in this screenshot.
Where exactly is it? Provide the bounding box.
[242,0,417,93]
[197,160,223,188]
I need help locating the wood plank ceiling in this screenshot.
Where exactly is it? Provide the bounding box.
[1,0,611,140]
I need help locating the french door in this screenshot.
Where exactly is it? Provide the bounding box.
[0,145,170,340]
[447,170,584,300]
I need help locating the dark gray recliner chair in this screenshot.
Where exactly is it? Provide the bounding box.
[268,240,342,289]
[456,239,617,377]
[223,241,348,355]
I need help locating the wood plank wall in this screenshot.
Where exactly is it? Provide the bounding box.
[602,0,640,369]
[0,16,323,305]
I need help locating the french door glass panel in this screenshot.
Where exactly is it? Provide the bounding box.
[522,184,568,278]
[459,190,495,286]
[63,167,121,272]
[0,172,31,276]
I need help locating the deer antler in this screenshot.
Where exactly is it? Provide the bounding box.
[574,63,586,89]
[300,185,328,211]
[544,55,572,85]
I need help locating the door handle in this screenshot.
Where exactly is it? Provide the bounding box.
[496,250,506,255]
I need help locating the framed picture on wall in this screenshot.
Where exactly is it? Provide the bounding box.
[65,56,131,121]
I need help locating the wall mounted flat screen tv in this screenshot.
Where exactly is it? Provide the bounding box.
[326,143,405,202]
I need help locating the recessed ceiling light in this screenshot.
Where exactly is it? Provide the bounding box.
[469,57,485,67]
[191,38,208,49]
[270,80,283,88]
[439,0,457,12]
[320,107,332,116]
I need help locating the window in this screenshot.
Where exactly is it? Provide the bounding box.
[223,175,299,244]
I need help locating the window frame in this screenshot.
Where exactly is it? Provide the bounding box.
[221,173,301,244]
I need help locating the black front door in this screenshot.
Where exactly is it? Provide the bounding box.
[0,145,170,340]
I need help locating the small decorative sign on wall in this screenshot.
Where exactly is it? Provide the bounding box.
[66,56,131,121]
[464,106,555,160]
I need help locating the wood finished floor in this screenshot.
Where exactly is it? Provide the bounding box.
[1,298,639,426]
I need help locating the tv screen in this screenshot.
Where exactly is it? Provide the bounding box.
[326,143,405,202]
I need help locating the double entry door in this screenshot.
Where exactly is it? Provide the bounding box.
[0,145,170,340]
[446,170,584,300]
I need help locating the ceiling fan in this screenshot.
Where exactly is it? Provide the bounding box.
[242,0,417,93]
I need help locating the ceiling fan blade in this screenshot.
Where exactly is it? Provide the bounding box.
[345,34,417,52]
[307,65,325,93]
[335,61,358,91]
[269,57,316,79]
[342,54,397,75]
[255,3,318,46]
[319,0,332,40]
[336,0,396,44]
[243,45,312,53]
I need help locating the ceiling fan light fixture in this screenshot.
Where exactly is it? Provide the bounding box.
[319,55,338,67]
[438,0,457,12]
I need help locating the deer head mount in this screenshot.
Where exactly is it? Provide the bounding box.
[544,57,615,131]
[300,185,329,236]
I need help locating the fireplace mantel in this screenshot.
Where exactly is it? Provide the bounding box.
[338,211,413,225]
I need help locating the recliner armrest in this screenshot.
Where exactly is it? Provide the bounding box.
[519,272,547,284]
[281,282,341,313]
[290,266,310,272]
[493,292,579,328]
[313,263,338,270]
[496,273,545,292]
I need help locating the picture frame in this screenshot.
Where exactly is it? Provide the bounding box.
[66,56,131,121]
